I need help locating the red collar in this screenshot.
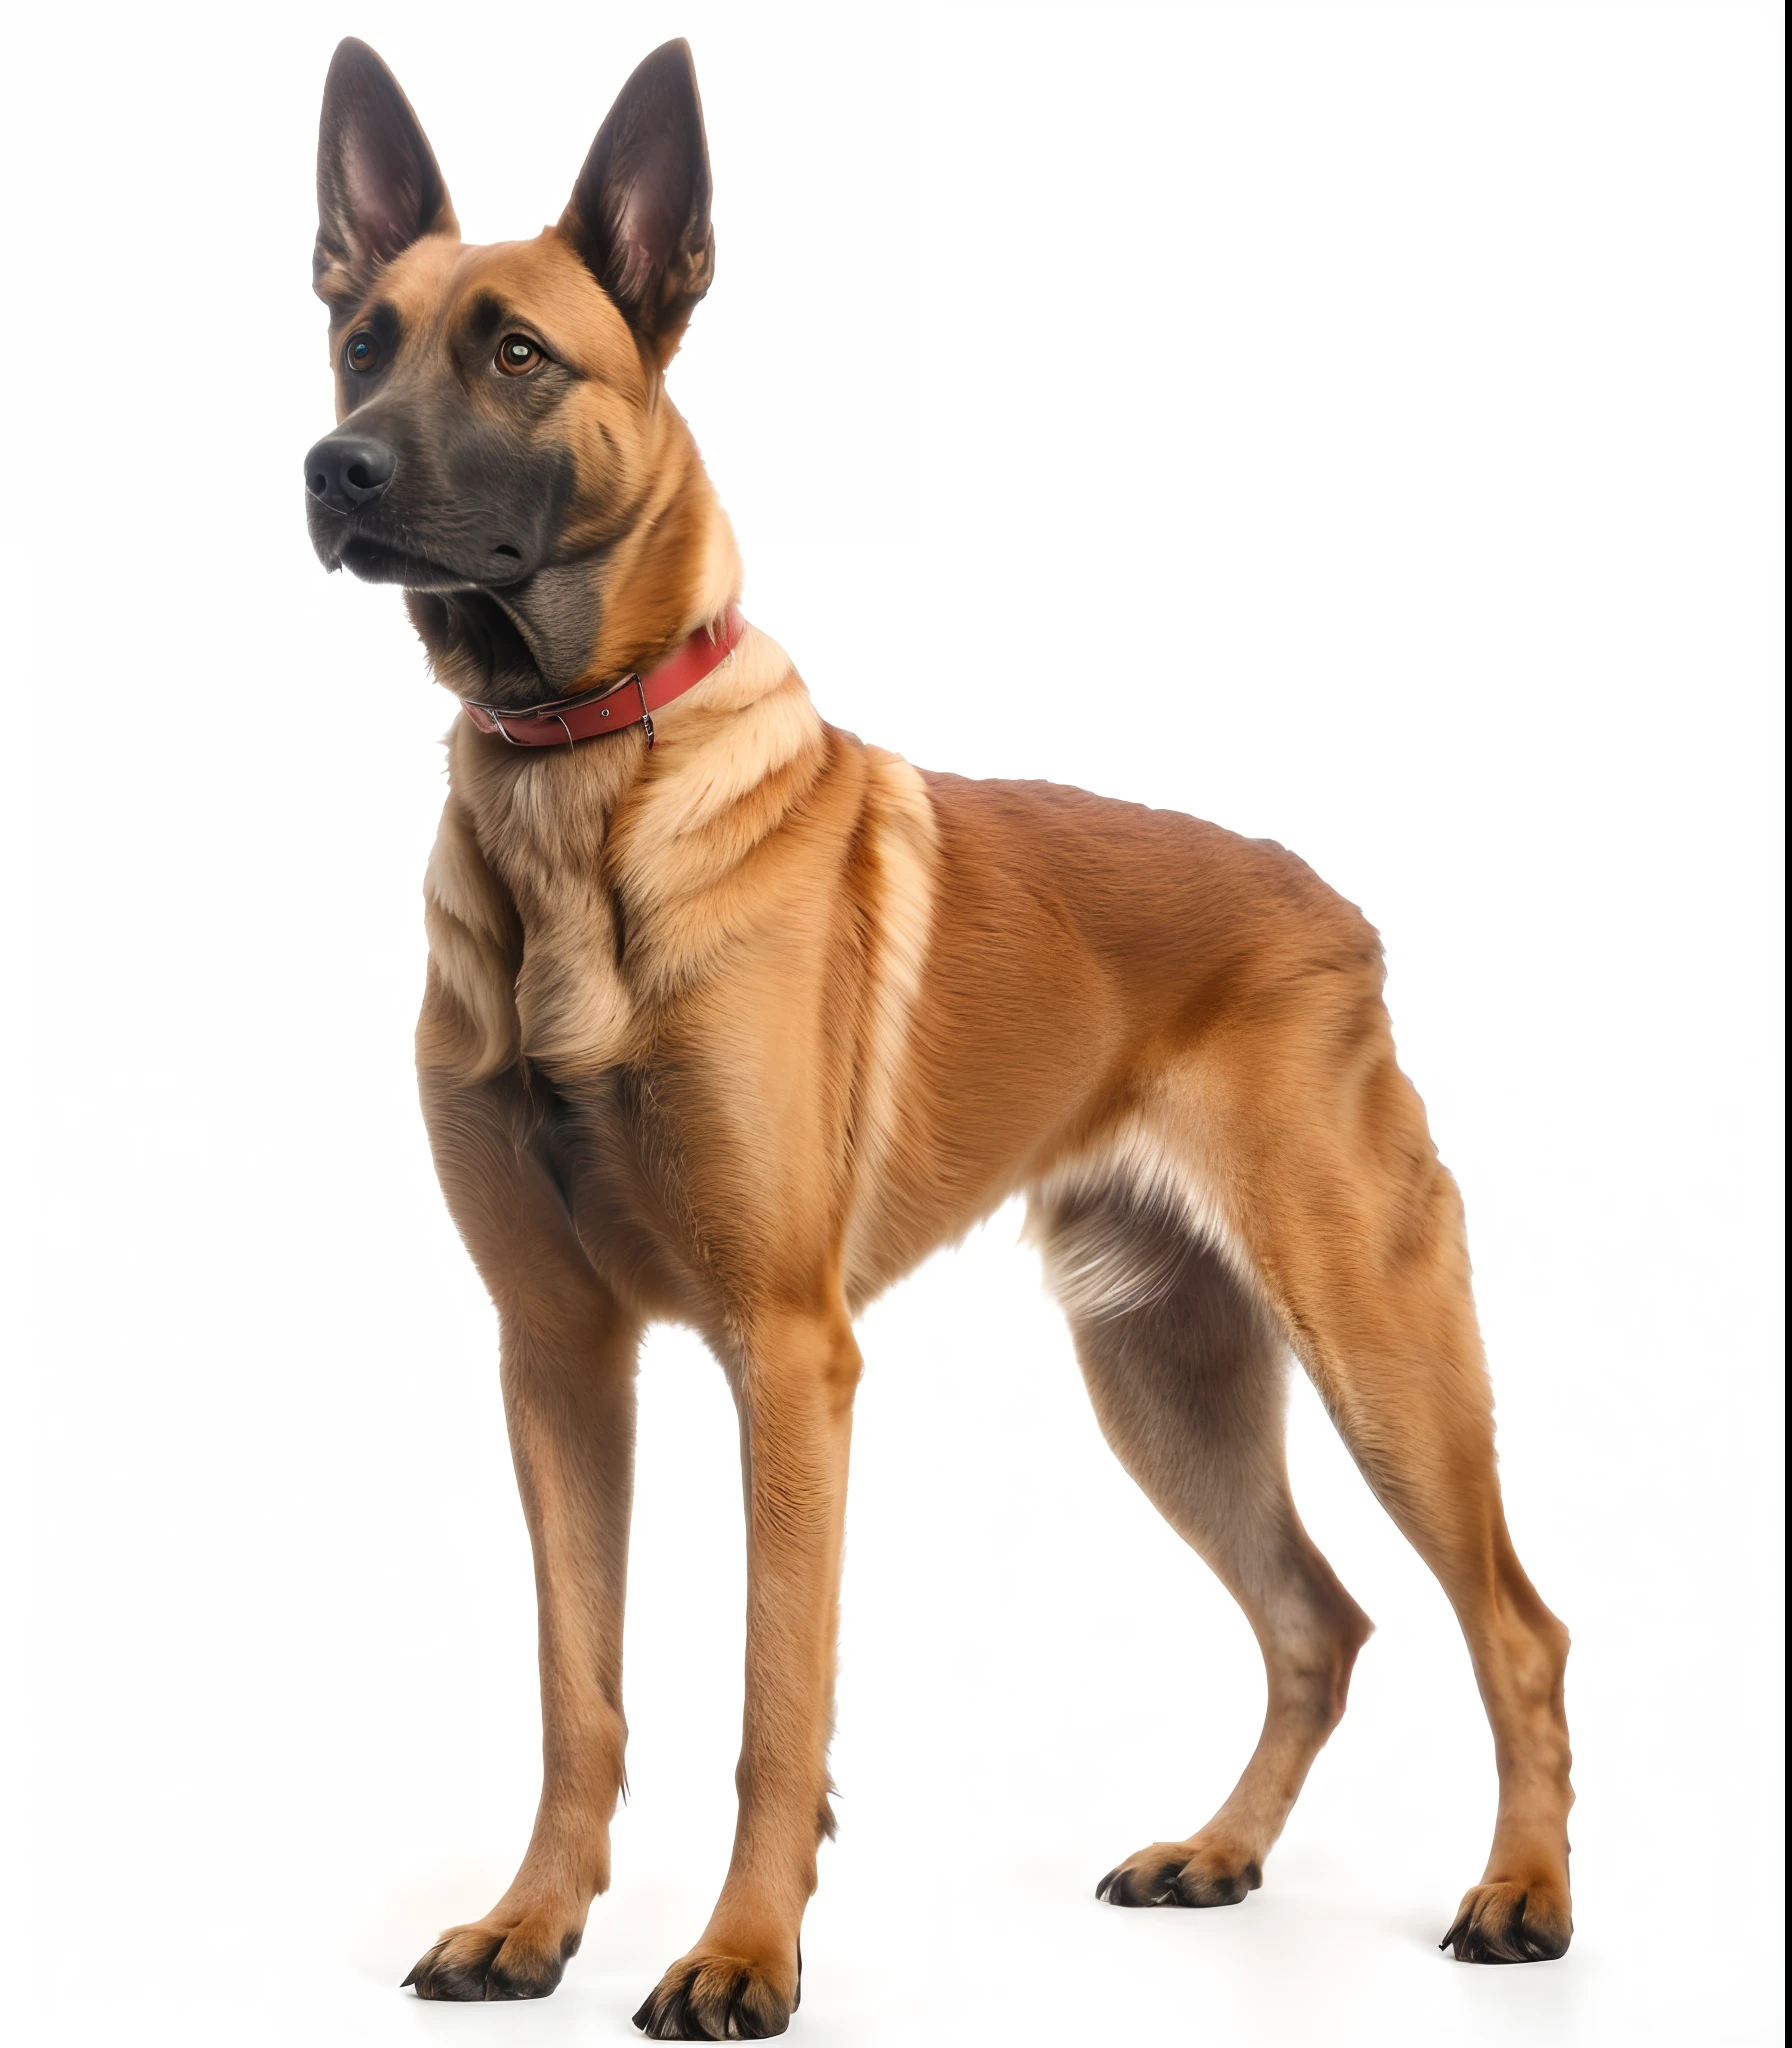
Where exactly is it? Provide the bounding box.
[460,606,746,748]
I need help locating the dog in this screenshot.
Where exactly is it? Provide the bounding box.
[304,36,1574,2039]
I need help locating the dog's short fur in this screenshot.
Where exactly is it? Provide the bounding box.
[305,39,1574,2037]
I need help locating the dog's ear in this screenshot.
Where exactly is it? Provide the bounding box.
[314,38,458,309]
[560,40,715,365]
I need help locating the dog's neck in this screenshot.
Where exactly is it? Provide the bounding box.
[435,404,815,935]
[407,398,744,715]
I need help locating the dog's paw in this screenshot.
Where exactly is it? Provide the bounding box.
[403,1910,582,2001]
[1097,1835,1263,1909]
[633,1950,797,2040]
[1441,1879,1571,1963]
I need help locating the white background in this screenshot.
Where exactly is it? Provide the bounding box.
[1,4,1783,2044]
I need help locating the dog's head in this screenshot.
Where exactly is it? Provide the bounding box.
[304,39,719,707]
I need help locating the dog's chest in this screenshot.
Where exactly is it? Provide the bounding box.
[510,879,636,1077]
[486,801,722,1307]
[480,760,645,1079]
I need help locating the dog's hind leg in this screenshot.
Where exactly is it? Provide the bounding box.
[1210,1001,1575,1963]
[1032,1180,1373,1910]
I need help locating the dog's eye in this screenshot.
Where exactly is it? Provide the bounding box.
[496,335,545,377]
[343,331,380,374]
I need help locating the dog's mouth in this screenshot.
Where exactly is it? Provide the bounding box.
[336,533,487,591]
[308,506,533,594]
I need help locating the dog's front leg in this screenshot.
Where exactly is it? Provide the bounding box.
[405,1062,642,2002]
[636,1301,861,2042]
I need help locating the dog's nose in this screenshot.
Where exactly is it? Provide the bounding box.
[304,433,397,515]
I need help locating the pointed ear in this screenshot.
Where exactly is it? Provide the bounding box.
[314,38,457,309]
[560,40,715,364]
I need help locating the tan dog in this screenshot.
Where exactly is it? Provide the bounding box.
[304,37,1574,2039]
